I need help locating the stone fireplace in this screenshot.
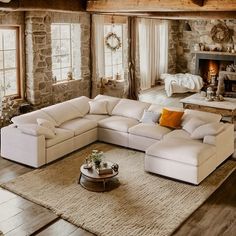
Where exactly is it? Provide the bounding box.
[194,51,236,85]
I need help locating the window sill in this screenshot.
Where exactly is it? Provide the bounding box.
[52,79,83,86]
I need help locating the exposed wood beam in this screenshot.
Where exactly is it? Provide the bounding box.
[0,0,86,12]
[87,0,236,13]
[93,11,236,20]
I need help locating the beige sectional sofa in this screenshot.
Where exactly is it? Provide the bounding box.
[1,94,234,184]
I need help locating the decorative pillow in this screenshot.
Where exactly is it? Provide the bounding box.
[140,110,161,124]
[37,118,56,134]
[159,108,184,129]
[191,122,224,139]
[89,100,108,115]
[17,124,56,139]
[183,117,206,134]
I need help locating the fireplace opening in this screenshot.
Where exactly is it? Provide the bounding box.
[198,59,233,85]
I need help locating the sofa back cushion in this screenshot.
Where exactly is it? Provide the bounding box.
[182,109,222,126]
[11,110,57,126]
[94,94,121,115]
[112,99,151,121]
[42,101,82,126]
[68,96,90,117]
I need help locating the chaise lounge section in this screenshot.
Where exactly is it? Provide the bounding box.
[1,94,234,184]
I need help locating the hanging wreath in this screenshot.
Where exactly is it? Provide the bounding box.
[105,32,122,51]
[211,23,231,43]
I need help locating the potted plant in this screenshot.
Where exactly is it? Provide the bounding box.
[89,150,103,168]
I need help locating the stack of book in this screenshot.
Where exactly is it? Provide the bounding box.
[96,166,113,175]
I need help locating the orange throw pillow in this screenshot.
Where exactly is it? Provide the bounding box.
[159,108,184,129]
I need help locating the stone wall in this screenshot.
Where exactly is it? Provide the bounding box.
[25,11,91,107]
[176,19,236,73]
[168,20,179,74]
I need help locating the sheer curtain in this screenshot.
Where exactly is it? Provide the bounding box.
[138,19,168,91]
[91,15,105,97]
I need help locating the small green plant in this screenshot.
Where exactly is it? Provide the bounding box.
[89,150,103,167]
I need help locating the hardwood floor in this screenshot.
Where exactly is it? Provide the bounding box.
[0,156,236,236]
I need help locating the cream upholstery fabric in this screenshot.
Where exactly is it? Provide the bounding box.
[98,116,139,132]
[182,117,206,134]
[67,96,90,116]
[129,123,171,140]
[112,99,150,120]
[60,118,97,136]
[46,128,74,148]
[84,114,109,121]
[11,110,57,126]
[94,94,121,115]
[191,122,224,139]
[42,101,82,126]
[164,129,195,141]
[146,139,216,166]
[182,109,222,126]
[89,100,108,114]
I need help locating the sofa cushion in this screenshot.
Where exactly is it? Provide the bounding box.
[112,99,151,121]
[140,110,161,124]
[191,122,225,139]
[129,123,171,140]
[11,110,57,126]
[181,109,222,126]
[164,129,195,141]
[94,94,121,115]
[42,101,82,126]
[98,116,139,132]
[17,124,56,139]
[60,118,97,136]
[68,96,90,116]
[159,108,184,129]
[46,128,74,148]
[182,117,206,134]
[37,118,56,134]
[146,139,216,166]
[89,100,108,114]
[83,114,110,121]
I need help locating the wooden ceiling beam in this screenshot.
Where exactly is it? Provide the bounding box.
[97,11,236,20]
[0,0,86,12]
[87,0,236,12]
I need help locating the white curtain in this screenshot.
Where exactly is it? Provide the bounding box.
[91,15,105,97]
[138,19,168,91]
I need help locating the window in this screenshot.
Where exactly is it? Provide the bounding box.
[0,27,20,97]
[51,23,81,83]
[104,24,124,79]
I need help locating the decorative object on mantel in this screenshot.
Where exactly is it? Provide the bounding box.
[105,32,122,52]
[211,22,232,43]
[67,71,73,81]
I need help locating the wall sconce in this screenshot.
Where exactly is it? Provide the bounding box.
[183,21,192,31]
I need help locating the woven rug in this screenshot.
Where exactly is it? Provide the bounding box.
[1,143,236,236]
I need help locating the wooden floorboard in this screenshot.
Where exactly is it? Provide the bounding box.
[0,156,236,236]
[172,169,236,236]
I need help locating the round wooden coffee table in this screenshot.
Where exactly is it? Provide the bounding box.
[79,162,119,192]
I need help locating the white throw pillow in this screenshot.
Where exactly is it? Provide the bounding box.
[140,110,161,124]
[89,100,108,115]
[191,122,224,139]
[183,117,206,134]
[37,118,56,134]
[17,124,56,139]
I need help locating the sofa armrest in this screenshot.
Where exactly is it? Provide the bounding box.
[203,123,234,146]
[1,126,46,167]
[203,123,234,165]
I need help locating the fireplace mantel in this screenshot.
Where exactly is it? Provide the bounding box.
[194,51,236,75]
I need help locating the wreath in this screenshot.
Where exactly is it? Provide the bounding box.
[211,23,231,43]
[105,32,122,51]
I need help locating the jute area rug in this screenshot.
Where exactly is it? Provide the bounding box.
[1,143,236,236]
